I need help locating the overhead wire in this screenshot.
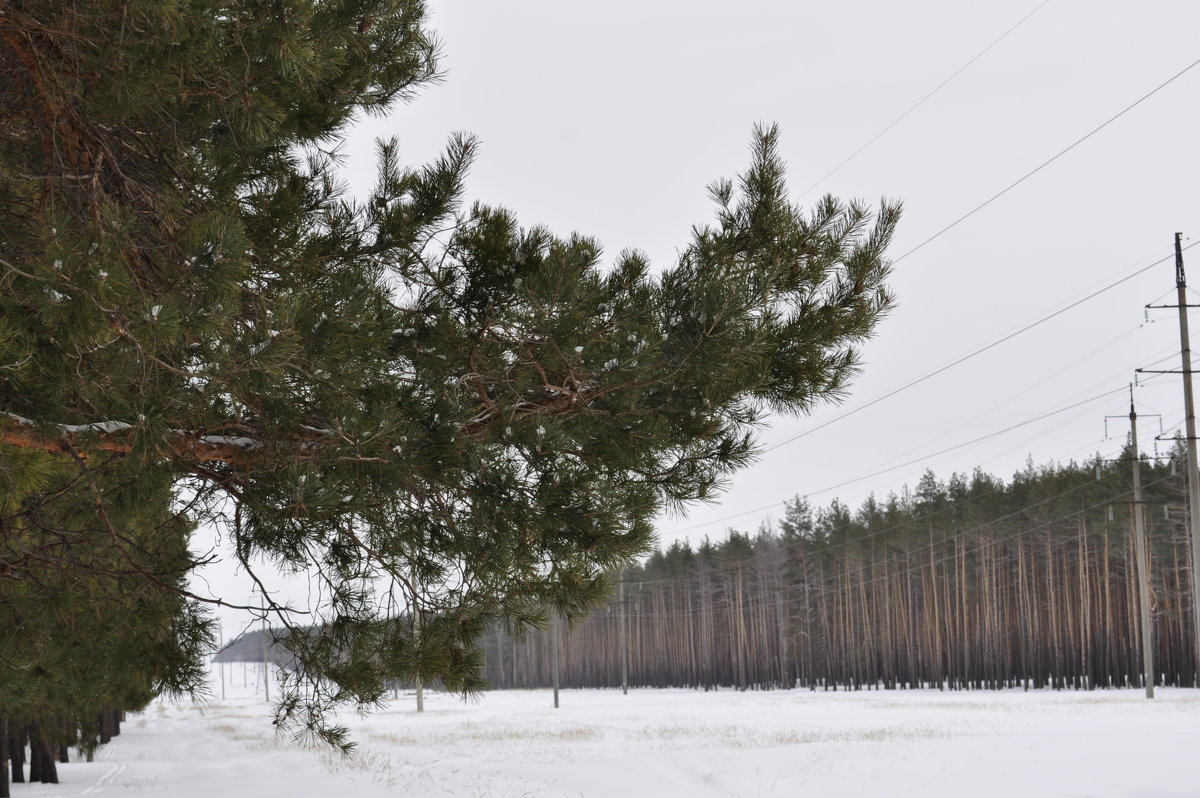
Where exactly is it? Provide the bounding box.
[890,54,1200,265]
[750,54,1200,474]
[661,354,1183,561]
[621,465,1178,616]
[666,374,1138,538]
[771,300,1185,508]
[866,321,1144,473]
[859,389,1121,505]
[862,341,1183,501]
[798,0,1052,199]
[761,242,1199,455]
[645,373,1184,597]
[788,388,1125,501]
[642,32,1200,584]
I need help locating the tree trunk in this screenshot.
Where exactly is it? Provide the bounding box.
[37,738,57,784]
[99,710,113,744]
[0,717,9,798]
[27,732,41,784]
[8,729,23,784]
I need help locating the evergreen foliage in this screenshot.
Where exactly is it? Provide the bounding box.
[1,0,899,746]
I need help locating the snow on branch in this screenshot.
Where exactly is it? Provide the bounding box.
[0,412,320,465]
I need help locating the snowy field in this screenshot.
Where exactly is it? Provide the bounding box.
[15,675,1200,797]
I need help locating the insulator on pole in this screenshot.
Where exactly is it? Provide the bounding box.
[1096,463,1102,481]
[1108,505,1115,522]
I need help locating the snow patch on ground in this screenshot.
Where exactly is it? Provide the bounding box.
[16,679,1200,797]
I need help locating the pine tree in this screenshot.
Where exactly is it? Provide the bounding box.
[1,0,900,745]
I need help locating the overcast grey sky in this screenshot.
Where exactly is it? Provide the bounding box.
[201,1,1200,636]
[338,1,1200,546]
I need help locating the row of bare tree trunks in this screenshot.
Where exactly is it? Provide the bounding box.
[480,458,1199,692]
[0,710,121,796]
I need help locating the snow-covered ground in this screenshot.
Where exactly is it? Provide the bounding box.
[15,674,1200,797]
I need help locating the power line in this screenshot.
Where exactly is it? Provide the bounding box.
[663,338,1181,546]
[640,52,1200,579]
[866,322,1143,474]
[762,243,1199,455]
[863,343,1183,501]
[891,54,1200,265]
[628,453,1174,601]
[798,0,1052,199]
[627,471,1171,616]
[641,375,1188,595]
[778,51,1200,458]
[667,359,1181,545]
[809,386,1127,498]
[671,384,1126,536]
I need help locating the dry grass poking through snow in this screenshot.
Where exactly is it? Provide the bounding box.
[315,747,414,789]
[637,721,945,749]
[157,685,1200,797]
[369,722,602,747]
[205,721,272,744]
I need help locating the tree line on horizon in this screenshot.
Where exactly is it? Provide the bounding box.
[479,446,1199,692]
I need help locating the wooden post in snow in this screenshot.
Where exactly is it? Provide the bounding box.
[619,573,628,695]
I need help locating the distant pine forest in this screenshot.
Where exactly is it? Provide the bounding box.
[479,446,1199,692]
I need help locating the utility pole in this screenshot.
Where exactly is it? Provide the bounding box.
[412,567,424,712]
[1173,233,1200,679]
[218,623,226,701]
[619,573,628,696]
[260,593,270,703]
[1130,392,1155,698]
[551,610,560,709]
